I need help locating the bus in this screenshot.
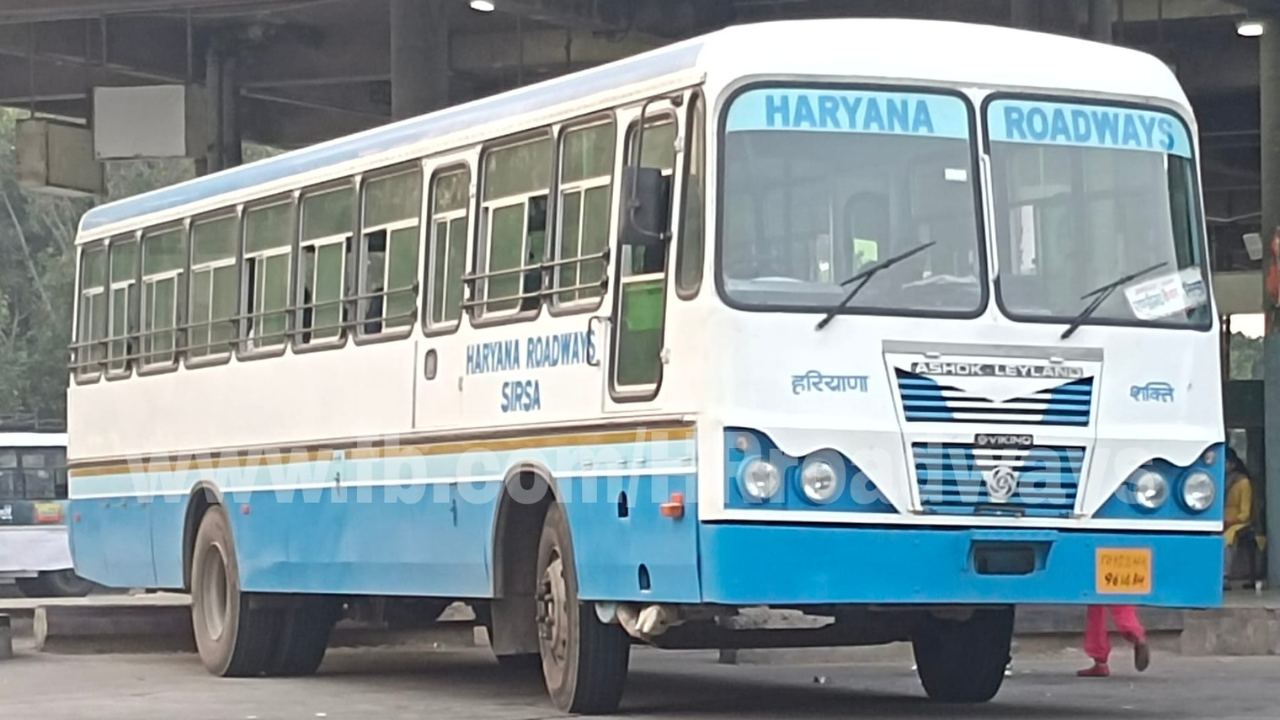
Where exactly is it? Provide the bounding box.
[67,18,1222,712]
[0,417,95,598]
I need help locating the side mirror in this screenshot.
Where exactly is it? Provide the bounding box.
[620,166,672,250]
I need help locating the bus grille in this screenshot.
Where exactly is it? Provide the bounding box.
[913,444,1084,517]
[896,370,1093,426]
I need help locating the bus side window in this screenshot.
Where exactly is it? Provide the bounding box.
[0,450,16,499]
[555,120,615,307]
[189,214,239,360]
[298,185,354,345]
[676,93,706,298]
[140,226,186,369]
[242,201,294,352]
[425,167,471,330]
[74,243,108,380]
[361,169,422,335]
[476,135,553,318]
[106,235,139,377]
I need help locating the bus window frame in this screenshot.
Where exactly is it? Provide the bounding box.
[546,111,618,318]
[467,128,556,329]
[184,208,243,370]
[103,231,142,383]
[423,159,475,339]
[72,240,109,385]
[292,179,358,354]
[237,193,298,362]
[135,220,191,378]
[608,104,681,404]
[710,78,990,322]
[353,162,426,346]
[979,90,1213,336]
[674,90,707,301]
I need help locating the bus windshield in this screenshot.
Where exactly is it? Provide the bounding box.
[718,87,984,316]
[988,98,1210,329]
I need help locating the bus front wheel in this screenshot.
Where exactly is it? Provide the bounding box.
[536,503,630,714]
[912,607,1014,703]
[190,506,276,677]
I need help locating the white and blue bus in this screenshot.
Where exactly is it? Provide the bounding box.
[68,19,1221,712]
[0,419,96,598]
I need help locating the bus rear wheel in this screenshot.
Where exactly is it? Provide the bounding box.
[536,504,630,714]
[264,597,340,677]
[912,607,1014,703]
[190,506,276,677]
[15,570,96,598]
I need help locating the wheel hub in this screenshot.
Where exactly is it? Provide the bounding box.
[538,554,570,668]
[198,542,231,642]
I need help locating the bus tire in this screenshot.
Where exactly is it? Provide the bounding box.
[912,607,1014,703]
[15,570,96,598]
[264,597,340,677]
[536,503,630,714]
[191,506,276,677]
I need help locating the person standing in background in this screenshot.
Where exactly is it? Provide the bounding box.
[1077,605,1150,678]
[1223,448,1255,582]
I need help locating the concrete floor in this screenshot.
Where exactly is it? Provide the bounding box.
[2,642,1278,720]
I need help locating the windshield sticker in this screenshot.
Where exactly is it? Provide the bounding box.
[1130,382,1175,403]
[1179,267,1209,309]
[1124,272,1191,320]
[727,89,970,139]
[988,100,1192,159]
[791,370,870,395]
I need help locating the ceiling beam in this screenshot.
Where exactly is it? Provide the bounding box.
[0,0,318,25]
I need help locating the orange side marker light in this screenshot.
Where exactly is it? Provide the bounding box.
[660,492,685,519]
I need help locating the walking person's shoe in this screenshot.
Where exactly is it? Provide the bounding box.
[1134,639,1151,672]
[1077,662,1111,678]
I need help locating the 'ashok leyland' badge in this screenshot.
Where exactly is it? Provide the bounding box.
[985,466,1018,504]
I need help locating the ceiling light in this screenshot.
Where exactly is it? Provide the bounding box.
[470,0,496,11]
[1237,19,1265,37]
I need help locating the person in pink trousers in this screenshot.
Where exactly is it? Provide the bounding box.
[1078,605,1151,677]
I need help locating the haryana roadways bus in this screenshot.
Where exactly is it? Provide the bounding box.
[67,19,1222,713]
[0,422,96,598]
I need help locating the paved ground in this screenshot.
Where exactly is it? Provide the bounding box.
[2,641,1278,720]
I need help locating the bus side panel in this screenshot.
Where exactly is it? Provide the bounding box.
[560,473,701,603]
[69,497,156,588]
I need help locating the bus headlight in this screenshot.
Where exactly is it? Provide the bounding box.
[1130,470,1168,510]
[740,459,782,501]
[800,460,841,504]
[1181,471,1216,513]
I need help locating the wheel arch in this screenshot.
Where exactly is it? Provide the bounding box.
[490,461,563,598]
[182,482,225,591]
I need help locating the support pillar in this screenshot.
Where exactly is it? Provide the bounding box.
[1260,16,1280,587]
[1087,0,1114,43]
[202,39,241,174]
[1010,0,1038,29]
[391,0,449,121]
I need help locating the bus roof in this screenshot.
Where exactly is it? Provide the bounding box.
[78,18,1187,241]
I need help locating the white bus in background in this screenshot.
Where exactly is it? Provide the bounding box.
[68,19,1221,713]
[0,419,95,597]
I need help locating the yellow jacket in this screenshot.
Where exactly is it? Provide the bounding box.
[1224,473,1254,546]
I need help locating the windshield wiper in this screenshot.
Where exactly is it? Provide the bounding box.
[1059,261,1168,340]
[815,241,936,331]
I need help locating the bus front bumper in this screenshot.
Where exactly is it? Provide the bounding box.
[698,523,1222,608]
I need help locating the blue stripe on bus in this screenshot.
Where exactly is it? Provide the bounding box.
[699,524,1221,607]
[79,41,704,234]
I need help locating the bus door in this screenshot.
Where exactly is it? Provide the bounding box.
[601,98,686,413]
[415,157,474,431]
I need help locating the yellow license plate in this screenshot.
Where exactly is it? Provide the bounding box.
[1096,548,1153,595]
